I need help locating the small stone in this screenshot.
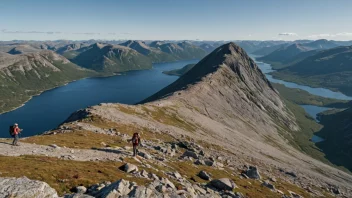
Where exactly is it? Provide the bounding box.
[285,171,297,178]
[49,144,60,149]
[245,166,261,179]
[182,150,199,159]
[261,181,275,191]
[75,186,87,194]
[198,170,211,181]
[119,163,138,173]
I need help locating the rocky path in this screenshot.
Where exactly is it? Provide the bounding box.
[0,139,130,162]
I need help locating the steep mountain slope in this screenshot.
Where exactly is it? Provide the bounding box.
[7,45,42,54]
[252,43,289,56]
[0,51,95,113]
[316,106,352,170]
[272,46,352,95]
[58,43,352,196]
[70,43,153,73]
[120,40,177,63]
[257,43,312,66]
[303,39,339,50]
[162,63,196,76]
[257,40,340,69]
[157,42,207,60]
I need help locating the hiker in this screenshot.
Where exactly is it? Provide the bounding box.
[10,123,22,146]
[129,132,141,157]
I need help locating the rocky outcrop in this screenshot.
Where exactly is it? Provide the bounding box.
[209,178,237,191]
[0,177,58,198]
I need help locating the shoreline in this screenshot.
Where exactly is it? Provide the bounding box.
[0,59,197,116]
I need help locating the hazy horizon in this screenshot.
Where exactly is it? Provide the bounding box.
[1,0,352,41]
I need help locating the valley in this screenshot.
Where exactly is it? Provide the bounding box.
[0,40,351,197]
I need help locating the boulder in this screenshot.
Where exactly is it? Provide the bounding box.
[138,151,152,159]
[128,186,155,198]
[245,166,261,179]
[0,177,58,198]
[93,179,134,197]
[74,186,87,194]
[210,178,237,191]
[182,150,199,159]
[120,163,139,173]
[198,170,211,181]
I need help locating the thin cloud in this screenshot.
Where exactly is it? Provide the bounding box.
[2,29,62,34]
[72,32,100,35]
[307,32,352,39]
[278,32,298,36]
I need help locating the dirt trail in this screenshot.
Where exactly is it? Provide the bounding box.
[0,139,129,162]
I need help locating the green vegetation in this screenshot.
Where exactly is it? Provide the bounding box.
[0,59,96,114]
[273,83,350,108]
[272,46,352,96]
[315,107,352,171]
[71,44,152,73]
[0,155,148,196]
[274,84,352,172]
[163,64,196,76]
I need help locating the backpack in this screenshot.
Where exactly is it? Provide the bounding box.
[132,133,139,144]
[9,125,14,136]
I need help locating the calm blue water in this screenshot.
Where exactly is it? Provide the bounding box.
[253,59,352,101]
[0,59,198,138]
[300,105,332,122]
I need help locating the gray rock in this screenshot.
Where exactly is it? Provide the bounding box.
[49,144,60,149]
[204,160,215,166]
[120,163,139,173]
[173,172,182,180]
[138,151,152,159]
[65,194,94,198]
[198,170,211,181]
[75,186,87,194]
[210,178,237,191]
[141,170,149,178]
[0,177,58,198]
[245,166,261,179]
[285,171,297,178]
[261,181,275,191]
[128,186,154,198]
[93,179,133,197]
[182,150,199,159]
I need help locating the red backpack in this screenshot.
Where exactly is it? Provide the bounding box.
[132,133,139,144]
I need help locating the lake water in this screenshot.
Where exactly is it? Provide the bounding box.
[0,59,198,138]
[1,55,351,139]
[300,105,332,122]
[251,55,352,143]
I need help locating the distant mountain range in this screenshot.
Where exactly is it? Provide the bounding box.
[272,45,352,96]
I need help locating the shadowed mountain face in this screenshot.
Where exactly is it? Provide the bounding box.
[120,40,177,63]
[317,106,352,170]
[272,46,352,95]
[143,42,298,132]
[70,43,152,73]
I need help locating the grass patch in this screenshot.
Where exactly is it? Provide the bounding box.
[0,155,149,196]
[273,83,349,108]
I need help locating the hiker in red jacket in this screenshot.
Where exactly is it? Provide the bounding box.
[11,123,22,146]
[129,132,141,157]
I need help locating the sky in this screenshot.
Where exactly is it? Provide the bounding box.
[1,0,352,41]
